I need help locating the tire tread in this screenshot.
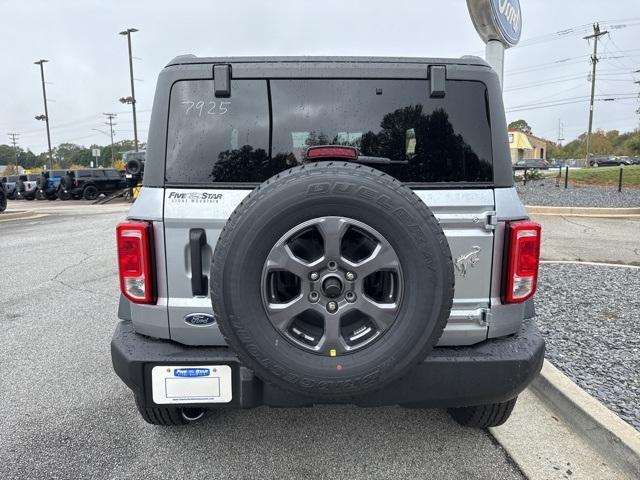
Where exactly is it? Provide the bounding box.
[448,398,517,428]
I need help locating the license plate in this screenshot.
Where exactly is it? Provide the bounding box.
[151,365,232,404]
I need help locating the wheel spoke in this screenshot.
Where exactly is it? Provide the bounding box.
[316,313,346,354]
[316,217,349,261]
[266,295,307,331]
[265,243,313,278]
[349,243,400,279]
[355,296,399,332]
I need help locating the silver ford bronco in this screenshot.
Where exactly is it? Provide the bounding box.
[111,56,544,427]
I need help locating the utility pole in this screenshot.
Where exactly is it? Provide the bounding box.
[34,59,53,170]
[8,133,20,165]
[103,113,118,165]
[584,24,608,167]
[635,70,640,131]
[119,28,139,152]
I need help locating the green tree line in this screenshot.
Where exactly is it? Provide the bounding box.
[0,139,144,171]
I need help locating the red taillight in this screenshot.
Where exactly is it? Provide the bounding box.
[116,221,156,304]
[306,146,358,160]
[502,220,542,304]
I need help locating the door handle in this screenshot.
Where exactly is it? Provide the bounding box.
[189,229,207,296]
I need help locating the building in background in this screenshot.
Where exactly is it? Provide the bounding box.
[0,165,25,175]
[508,130,547,164]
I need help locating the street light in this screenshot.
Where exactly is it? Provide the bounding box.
[119,28,139,152]
[34,59,53,170]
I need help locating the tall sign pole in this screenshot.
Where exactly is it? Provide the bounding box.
[467,0,523,90]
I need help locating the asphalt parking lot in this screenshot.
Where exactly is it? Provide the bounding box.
[0,208,524,480]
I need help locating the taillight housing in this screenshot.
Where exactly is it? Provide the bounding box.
[306,145,358,160]
[116,220,156,304]
[502,220,542,304]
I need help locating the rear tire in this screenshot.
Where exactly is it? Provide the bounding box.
[58,188,71,200]
[134,396,206,426]
[35,190,45,200]
[448,397,517,428]
[83,185,99,201]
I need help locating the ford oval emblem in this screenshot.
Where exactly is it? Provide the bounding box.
[184,313,216,327]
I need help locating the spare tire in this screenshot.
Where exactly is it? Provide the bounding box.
[211,162,454,399]
[125,158,143,175]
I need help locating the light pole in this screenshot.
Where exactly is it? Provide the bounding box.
[34,59,53,170]
[119,28,139,152]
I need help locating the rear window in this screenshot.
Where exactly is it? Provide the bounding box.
[166,79,492,184]
[104,170,122,178]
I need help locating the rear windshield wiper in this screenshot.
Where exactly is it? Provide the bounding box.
[354,156,408,165]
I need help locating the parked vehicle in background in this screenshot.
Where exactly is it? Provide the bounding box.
[35,170,67,200]
[60,168,126,200]
[123,150,146,200]
[514,159,550,170]
[629,156,640,165]
[112,55,545,429]
[0,180,7,213]
[549,160,567,169]
[589,156,633,167]
[1,175,19,200]
[15,174,41,200]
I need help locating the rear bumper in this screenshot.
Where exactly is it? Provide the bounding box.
[111,319,545,409]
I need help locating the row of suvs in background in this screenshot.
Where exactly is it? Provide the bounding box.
[0,168,126,202]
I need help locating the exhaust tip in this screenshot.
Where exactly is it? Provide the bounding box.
[181,407,206,422]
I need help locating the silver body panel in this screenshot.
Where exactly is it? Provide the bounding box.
[122,186,529,347]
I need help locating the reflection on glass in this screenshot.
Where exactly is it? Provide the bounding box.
[166,79,493,184]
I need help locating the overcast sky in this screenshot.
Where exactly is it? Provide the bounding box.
[1,0,638,154]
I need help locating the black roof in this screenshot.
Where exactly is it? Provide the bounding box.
[167,55,488,68]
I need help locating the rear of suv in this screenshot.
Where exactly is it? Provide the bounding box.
[35,170,68,200]
[1,175,19,200]
[14,174,40,200]
[111,56,544,428]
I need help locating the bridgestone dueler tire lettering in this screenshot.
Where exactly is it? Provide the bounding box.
[211,162,455,399]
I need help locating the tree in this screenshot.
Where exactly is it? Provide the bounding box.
[0,144,18,165]
[508,119,532,134]
[623,133,640,155]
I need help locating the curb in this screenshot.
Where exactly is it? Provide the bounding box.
[531,360,640,478]
[0,210,40,222]
[527,205,640,217]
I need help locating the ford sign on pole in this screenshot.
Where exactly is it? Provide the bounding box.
[467,0,522,88]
